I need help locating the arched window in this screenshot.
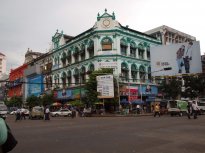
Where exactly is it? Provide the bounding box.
[80,66,86,83]
[139,65,146,82]
[73,47,79,63]
[101,37,112,51]
[130,42,137,58]
[147,46,150,60]
[67,50,72,64]
[54,74,60,88]
[121,62,129,81]
[88,40,94,58]
[67,70,72,86]
[87,63,95,74]
[73,68,79,85]
[138,44,144,59]
[80,45,85,61]
[61,52,67,67]
[131,64,138,82]
[120,39,127,56]
[148,67,151,83]
[61,72,67,88]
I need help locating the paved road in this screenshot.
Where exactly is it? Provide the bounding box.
[5,115,205,153]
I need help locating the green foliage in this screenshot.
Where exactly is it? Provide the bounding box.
[41,92,55,107]
[84,68,114,107]
[158,78,182,99]
[26,95,40,108]
[6,96,23,107]
[69,100,84,107]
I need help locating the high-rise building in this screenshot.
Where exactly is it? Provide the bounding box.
[0,52,6,76]
[145,25,196,45]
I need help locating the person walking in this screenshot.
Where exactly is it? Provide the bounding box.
[45,107,50,120]
[192,101,199,119]
[154,104,160,117]
[187,102,192,119]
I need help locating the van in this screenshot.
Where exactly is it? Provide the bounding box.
[196,98,205,114]
[29,106,44,119]
[167,100,188,116]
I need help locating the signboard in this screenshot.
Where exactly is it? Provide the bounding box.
[57,89,72,99]
[28,75,44,97]
[97,75,114,98]
[151,41,202,76]
[119,85,138,102]
[97,62,117,69]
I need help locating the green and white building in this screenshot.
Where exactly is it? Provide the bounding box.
[50,9,161,104]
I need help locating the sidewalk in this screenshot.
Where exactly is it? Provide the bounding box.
[91,112,153,117]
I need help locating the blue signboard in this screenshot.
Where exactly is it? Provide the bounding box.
[27,75,44,97]
[138,85,158,96]
[57,89,73,99]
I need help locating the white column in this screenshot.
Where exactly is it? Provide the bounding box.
[136,48,139,58]
[144,48,147,60]
[85,45,88,59]
[116,37,121,55]
[127,44,130,56]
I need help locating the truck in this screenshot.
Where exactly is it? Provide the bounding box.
[0,101,8,119]
[167,100,188,116]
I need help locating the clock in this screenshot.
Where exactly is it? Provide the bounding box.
[103,19,110,27]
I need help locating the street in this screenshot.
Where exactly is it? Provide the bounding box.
[5,114,205,153]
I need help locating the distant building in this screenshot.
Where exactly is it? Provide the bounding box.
[24,48,44,64]
[202,54,205,73]
[0,52,6,77]
[0,74,9,101]
[145,25,196,45]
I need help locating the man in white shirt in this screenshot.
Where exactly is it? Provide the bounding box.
[192,101,199,119]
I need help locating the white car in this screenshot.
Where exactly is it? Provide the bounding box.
[50,109,72,117]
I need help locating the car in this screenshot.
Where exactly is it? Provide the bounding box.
[50,109,72,117]
[29,106,44,119]
[10,108,30,116]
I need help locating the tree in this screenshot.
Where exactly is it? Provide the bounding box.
[6,96,23,107]
[26,95,40,108]
[158,77,182,99]
[84,68,118,107]
[40,92,55,107]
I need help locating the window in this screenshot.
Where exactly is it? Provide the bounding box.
[120,39,127,56]
[101,38,112,51]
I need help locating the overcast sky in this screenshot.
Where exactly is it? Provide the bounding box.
[1,0,205,73]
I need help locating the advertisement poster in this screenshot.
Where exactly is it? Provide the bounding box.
[97,75,114,98]
[151,41,202,76]
[28,75,44,97]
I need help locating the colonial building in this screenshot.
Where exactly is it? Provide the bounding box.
[50,9,161,105]
[145,25,196,45]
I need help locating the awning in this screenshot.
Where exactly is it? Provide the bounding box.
[120,99,129,104]
[131,99,144,105]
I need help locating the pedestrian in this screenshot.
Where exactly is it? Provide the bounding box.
[192,101,199,119]
[0,116,8,153]
[154,104,160,117]
[20,109,26,120]
[136,105,140,114]
[15,109,21,121]
[45,107,50,120]
[187,102,192,119]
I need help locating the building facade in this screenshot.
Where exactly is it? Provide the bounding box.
[145,25,196,45]
[0,52,6,77]
[50,9,161,104]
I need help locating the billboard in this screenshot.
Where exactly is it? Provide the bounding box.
[27,75,44,97]
[97,75,114,98]
[151,41,202,76]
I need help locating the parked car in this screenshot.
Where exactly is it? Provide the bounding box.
[29,106,44,119]
[50,109,72,117]
[10,108,30,116]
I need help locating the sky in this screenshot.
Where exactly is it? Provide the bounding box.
[0,0,205,73]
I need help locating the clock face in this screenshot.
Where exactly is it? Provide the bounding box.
[103,19,110,27]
